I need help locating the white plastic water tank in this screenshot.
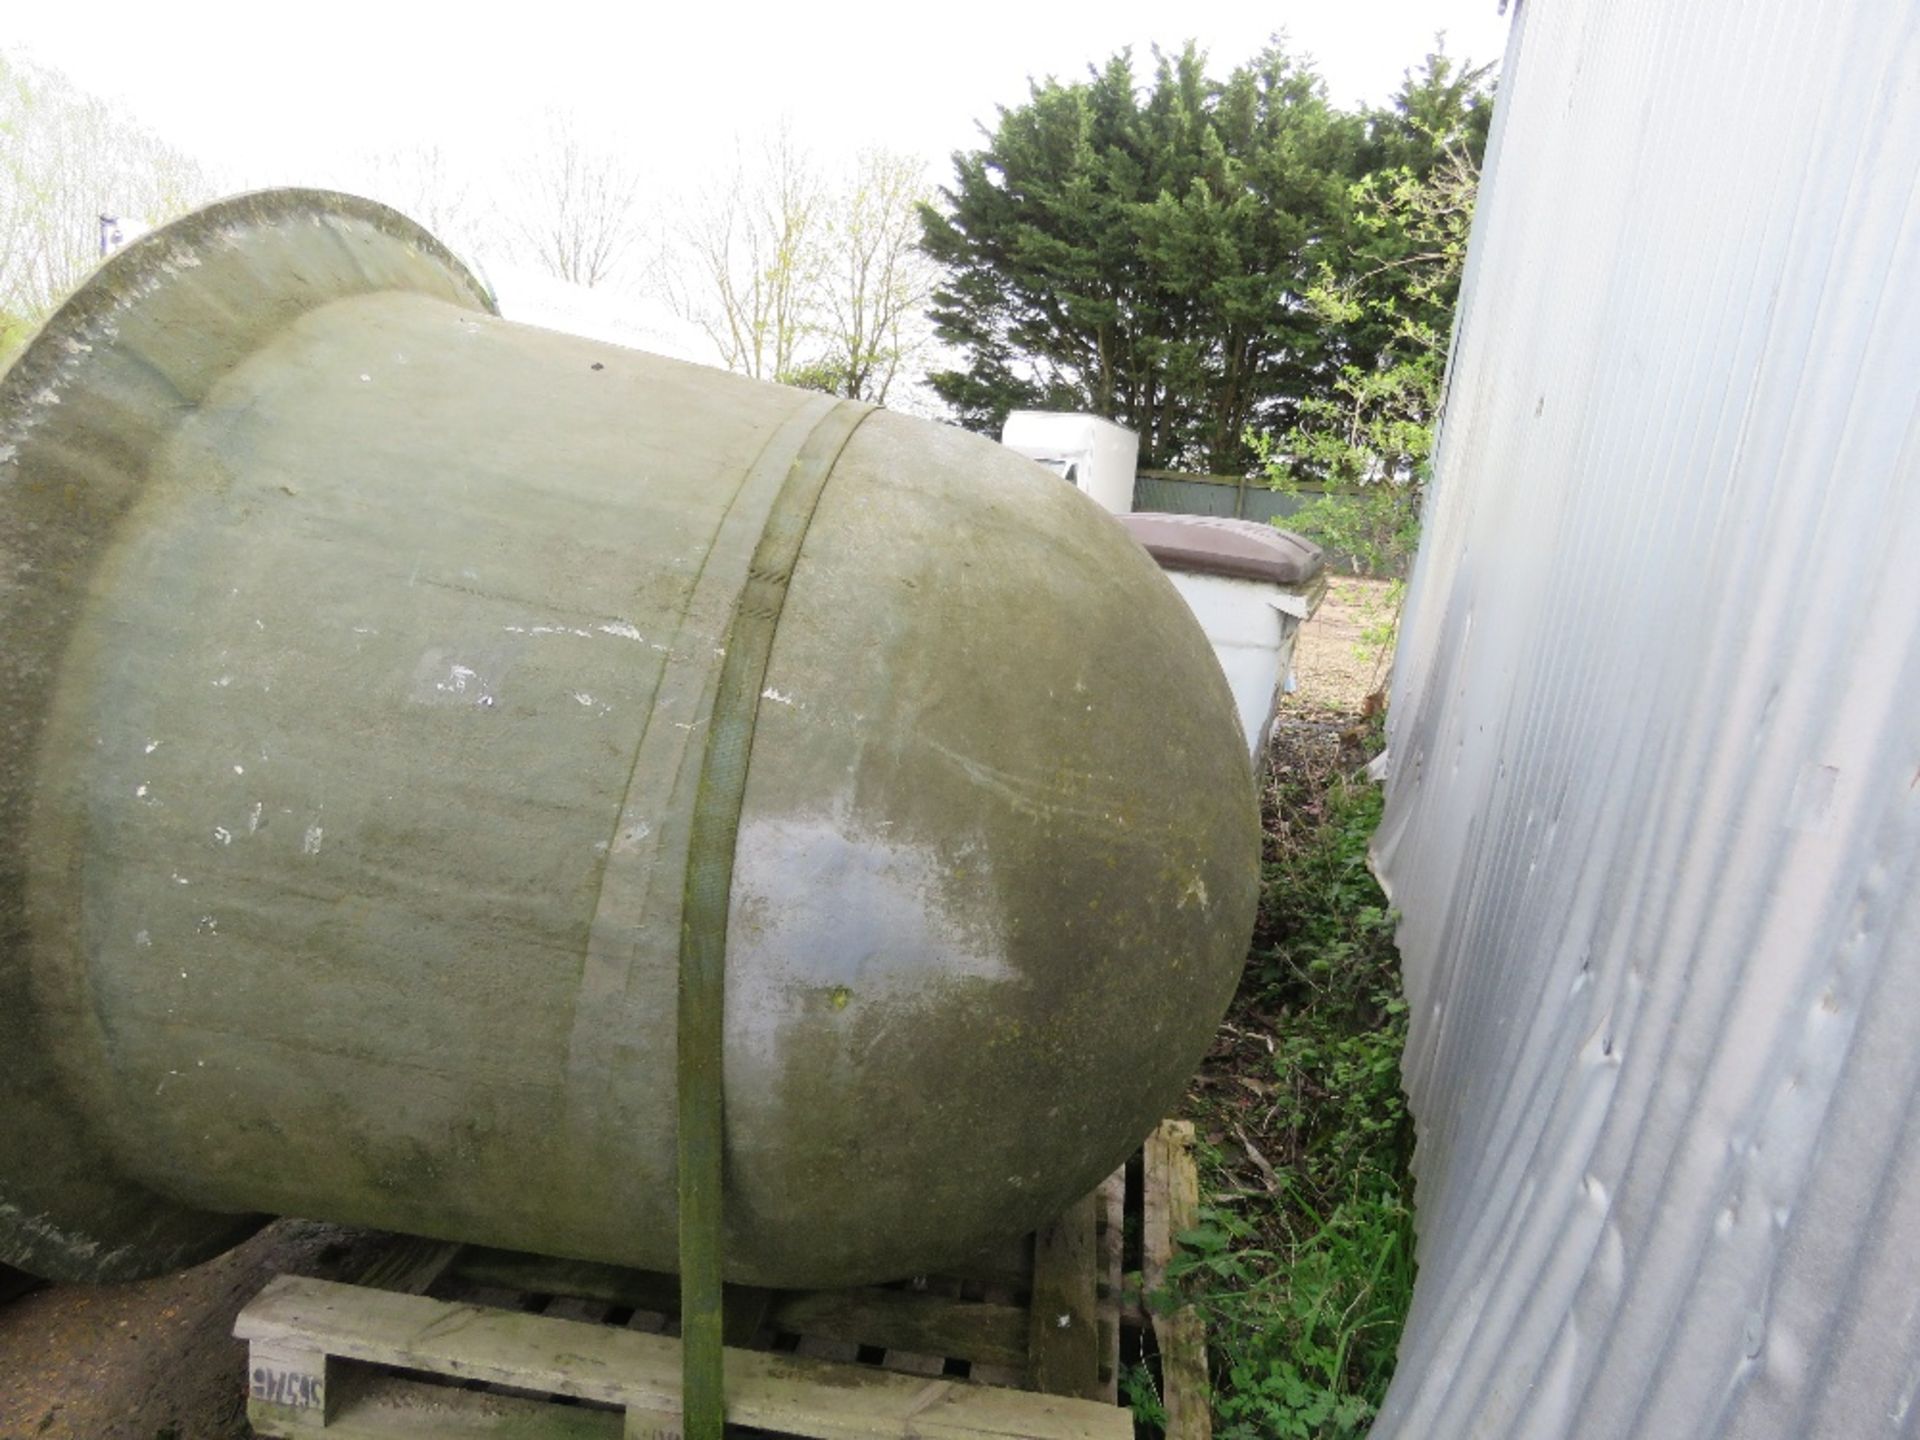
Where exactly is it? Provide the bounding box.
[1118,515,1326,760]
[1001,412,1140,515]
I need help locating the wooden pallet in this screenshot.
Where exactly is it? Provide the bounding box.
[237,1121,1206,1439]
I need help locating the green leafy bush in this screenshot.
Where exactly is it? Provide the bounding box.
[1172,729,1416,1438]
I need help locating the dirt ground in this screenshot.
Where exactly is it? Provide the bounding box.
[0,1224,395,1440]
[1289,574,1396,715]
[0,579,1395,1440]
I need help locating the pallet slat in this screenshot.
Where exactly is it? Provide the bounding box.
[1025,1190,1101,1400]
[290,1372,622,1438]
[939,1235,1035,1294]
[766,1286,1028,1370]
[354,1236,463,1296]
[1095,1170,1125,1403]
[239,1276,1131,1440]
[1143,1120,1211,1440]
[878,1349,948,1380]
[450,1250,681,1313]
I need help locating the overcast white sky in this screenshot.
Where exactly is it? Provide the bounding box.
[9,1,1511,370]
[12,0,1511,192]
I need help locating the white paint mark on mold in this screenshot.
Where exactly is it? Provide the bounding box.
[573,692,595,706]
[302,824,324,856]
[144,739,160,754]
[212,826,232,846]
[612,820,653,854]
[597,621,645,642]
[248,802,263,834]
[761,688,795,705]
[1178,874,1210,911]
[413,650,503,708]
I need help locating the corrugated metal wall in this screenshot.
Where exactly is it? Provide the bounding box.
[1373,1,1920,1436]
[1132,473,1300,524]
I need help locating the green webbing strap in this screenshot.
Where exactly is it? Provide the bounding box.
[676,399,873,1440]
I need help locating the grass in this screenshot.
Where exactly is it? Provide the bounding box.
[1152,710,1415,1439]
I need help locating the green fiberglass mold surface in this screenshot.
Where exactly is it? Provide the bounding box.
[0,190,1257,1291]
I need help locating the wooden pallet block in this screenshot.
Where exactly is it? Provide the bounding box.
[1142,1120,1210,1440]
[1095,1164,1124,1403]
[237,1128,1193,1440]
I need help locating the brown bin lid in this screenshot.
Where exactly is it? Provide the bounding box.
[1117,513,1325,586]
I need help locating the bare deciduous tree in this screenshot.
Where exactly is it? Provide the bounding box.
[0,50,210,351]
[811,149,937,405]
[677,126,825,382]
[675,136,936,405]
[352,143,482,258]
[512,111,644,289]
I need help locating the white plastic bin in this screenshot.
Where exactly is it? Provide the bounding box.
[1000,411,1140,516]
[1118,515,1326,760]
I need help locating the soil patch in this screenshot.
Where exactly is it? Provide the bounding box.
[0,1222,392,1440]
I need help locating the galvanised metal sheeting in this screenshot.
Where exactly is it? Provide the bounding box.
[1373,1,1920,1436]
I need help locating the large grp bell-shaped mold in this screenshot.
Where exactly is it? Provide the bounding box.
[0,191,1258,1288]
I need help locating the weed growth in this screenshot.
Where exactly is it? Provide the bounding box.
[1164,713,1414,1439]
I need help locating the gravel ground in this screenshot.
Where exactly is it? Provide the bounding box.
[1289,574,1397,716]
